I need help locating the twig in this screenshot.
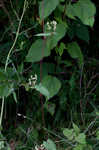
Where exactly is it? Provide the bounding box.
[84,117,98,134]
[0,97,4,128]
[44,128,75,147]
[10,0,19,21]
[87,73,99,89]
[79,65,85,124]
[40,0,46,129]
[0,0,13,26]
[0,0,27,135]
[86,81,99,96]
[5,0,28,72]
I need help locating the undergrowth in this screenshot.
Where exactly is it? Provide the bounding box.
[0,0,99,150]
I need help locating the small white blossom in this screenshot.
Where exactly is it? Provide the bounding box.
[35,145,39,150]
[17,113,22,116]
[46,20,57,31]
[28,74,37,88]
[35,144,45,150]
[31,75,33,79]
[40,144,45,150]
[34,74,37,80]
[17,113,27,119]
[52,21,57,31]
[29,78,32,85]
[47,21,51,30]
[52,20,57,25]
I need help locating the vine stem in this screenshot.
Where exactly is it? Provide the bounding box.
[84,117,98,134]
[0,97,4,128]
[5,0,27,72]
[40,0,46,129]
[0,0,27,131]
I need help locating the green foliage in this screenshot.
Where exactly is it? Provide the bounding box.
[39,0,59,19]
[63,128,74,140]
[25,39,50,62]
[41,75,61,100]
[66,0,96,27]
[35,83,50,99]
[46,23,67,50]
[66,42,84,67]
[73,123,80,135]
[44,101,56,116]
[96,130,99,140]
[43,139,56,150]
[56,42,66,56]
[0,0,98,149]
[68,20,89,43]
[75,133,86,144]
[0,69,18,97]
[63,123,87,150]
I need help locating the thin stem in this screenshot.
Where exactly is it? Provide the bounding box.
[10,0,20,21]
[44,128,76,147]
[0,97,4,128]
[5,0,27,72]
[84,117,98,134]
[0,0,27,133]
[39,0,46,129]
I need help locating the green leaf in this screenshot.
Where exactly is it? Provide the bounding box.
[66,0,96,27]
[25,39,50,62]
[26,23,67,63]
[45,102,56,116]
[43,139,56,150]
[75,24,89,43]
[0,71,7,81]
[0,68,20,97]
[96,130,99,140]
[0,70,14,97]
[75,133,86,144]
[0,82,14,97]
[60,60,72,67]
[63,128,74,140]
[66,42,84,68]
[56,42,66,56]
[35,83,50,99]
[39,0,59,19]
[12,91,17,103]
[73,123,80,135]
[68,21,89,43]
[73,144,84,150]
[96,112,99,116]
[41,75,61,100]
[17,63,24,74]
[46,23,67,50]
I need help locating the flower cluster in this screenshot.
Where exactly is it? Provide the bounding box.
[35,144,46,150]
[47,20,57,31]
[28,74,37,88]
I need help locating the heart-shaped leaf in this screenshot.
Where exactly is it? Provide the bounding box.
[66,0,96,27]
[25,39,50,63]
[39,0,59,19]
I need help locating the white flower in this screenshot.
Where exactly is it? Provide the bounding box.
[47,21,51,30]
[35,145,39,150]
[47,20,57,31]
[52,21,57,31]
[35,144,45,150]
[29,78,32,85]
[53,20,57,25]
[28,74,37,88]
[34,74,37,81]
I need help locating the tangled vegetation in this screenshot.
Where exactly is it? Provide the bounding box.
[0,0,99,149]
